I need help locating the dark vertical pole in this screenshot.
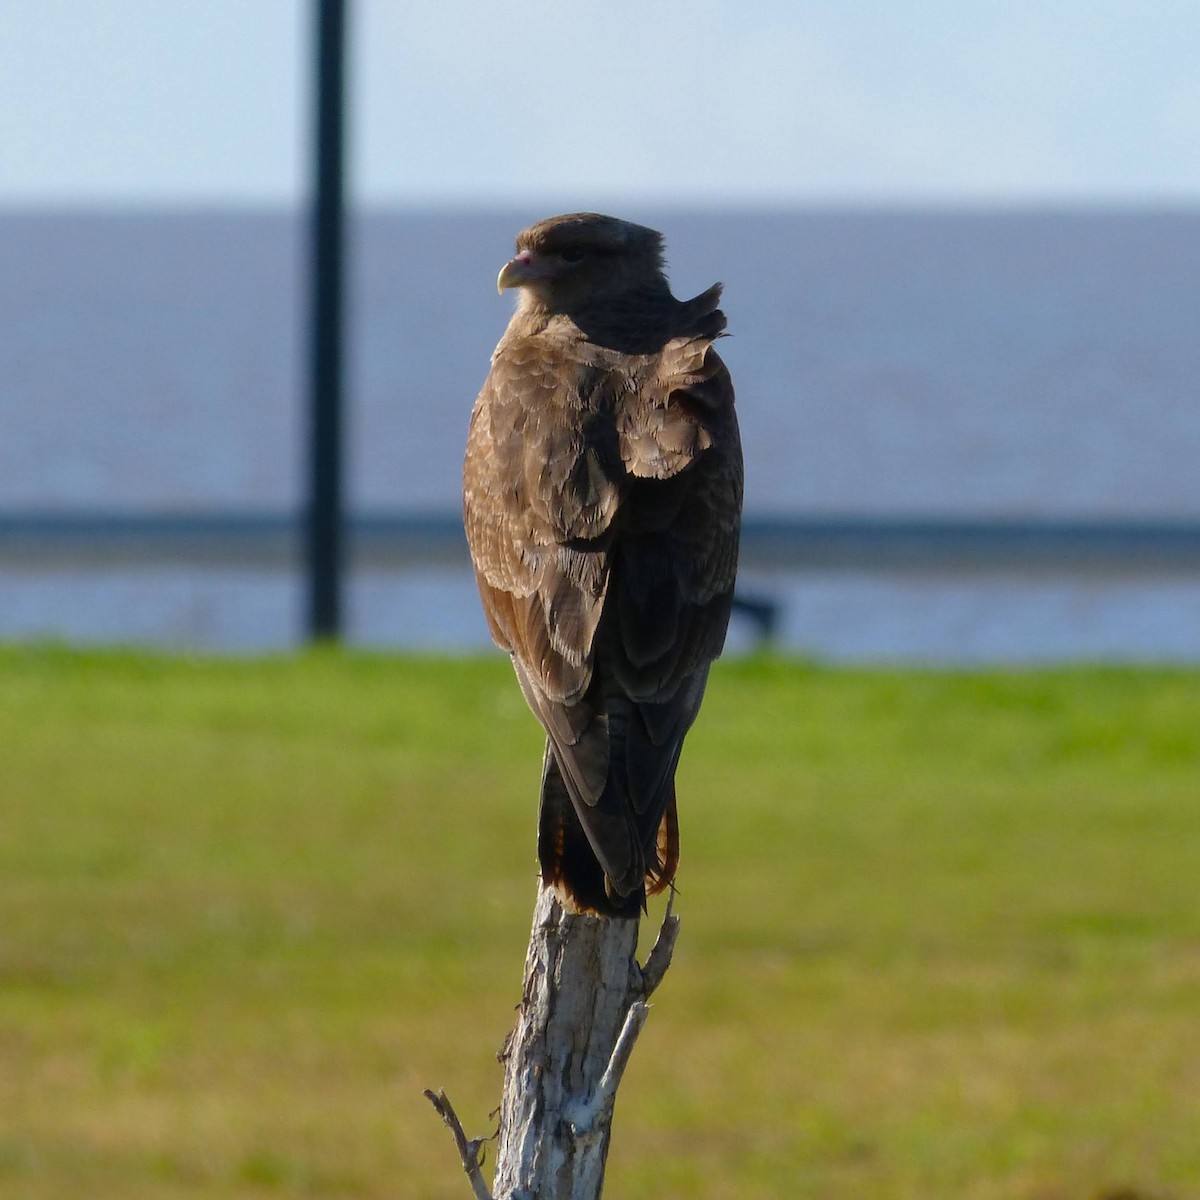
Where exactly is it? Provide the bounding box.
[307,0,347,639]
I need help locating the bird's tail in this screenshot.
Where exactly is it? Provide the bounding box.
[645,786,680,899]
[537,743,678,920]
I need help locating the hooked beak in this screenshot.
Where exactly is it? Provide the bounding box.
[497,250,545,293]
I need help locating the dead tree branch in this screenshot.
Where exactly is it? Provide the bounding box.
[428,881,679,1199]
[423,1088,494,1200]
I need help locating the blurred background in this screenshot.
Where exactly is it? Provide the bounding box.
[2,0,1199,661]
[6,9,1200,1200]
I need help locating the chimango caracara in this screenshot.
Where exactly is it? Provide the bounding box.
[463,213,742,918]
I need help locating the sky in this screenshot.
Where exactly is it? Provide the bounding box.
[3,0,1199,208]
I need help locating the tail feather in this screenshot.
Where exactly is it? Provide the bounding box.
[537,742,678,919]
[538,745,640,918]
[645,785,679,898]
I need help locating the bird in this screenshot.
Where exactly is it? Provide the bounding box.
[463,213,742,918]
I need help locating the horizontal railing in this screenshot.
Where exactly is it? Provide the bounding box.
[3,511,1200,573]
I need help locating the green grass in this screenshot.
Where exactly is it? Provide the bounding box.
[1,645,1198,1200]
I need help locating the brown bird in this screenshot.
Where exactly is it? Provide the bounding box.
[463,213,742,918]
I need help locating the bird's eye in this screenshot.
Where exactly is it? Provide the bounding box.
[559,247,586,264]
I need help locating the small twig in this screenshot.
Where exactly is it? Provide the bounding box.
[599,1002,649,1098]
[640,889,681,998]
[423,1088,494,1200]
[564,1000,650,1134]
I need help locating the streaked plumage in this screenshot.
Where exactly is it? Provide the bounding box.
[463,213,742,917]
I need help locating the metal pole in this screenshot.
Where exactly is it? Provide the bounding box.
[306,0,347,640]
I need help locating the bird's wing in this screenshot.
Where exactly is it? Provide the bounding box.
[464,306,742,900]
[463,335,622,709]
[598,332,742,847]
[611,287,742,698]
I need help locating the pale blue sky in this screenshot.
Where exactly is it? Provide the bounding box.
[3,0,1198,207]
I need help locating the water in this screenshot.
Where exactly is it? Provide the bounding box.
[6,565,1200,664]
[3,208,1199,660]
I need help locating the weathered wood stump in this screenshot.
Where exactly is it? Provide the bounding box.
[427,881,679,1200]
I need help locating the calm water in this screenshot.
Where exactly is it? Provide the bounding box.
[6,565,1200,664]
[3,208,1199,660]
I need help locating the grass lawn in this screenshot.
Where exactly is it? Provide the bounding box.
[1,645,1198,1199]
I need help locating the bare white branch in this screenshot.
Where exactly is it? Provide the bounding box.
[566,999,651,1134]
[423,1088,494,1200]
[640,890,681,998]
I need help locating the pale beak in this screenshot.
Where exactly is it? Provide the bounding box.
[497,250,544,293]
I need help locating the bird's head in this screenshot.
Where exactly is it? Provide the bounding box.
[497,213,667,314]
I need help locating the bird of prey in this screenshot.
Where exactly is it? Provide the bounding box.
[463,213,742,918]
